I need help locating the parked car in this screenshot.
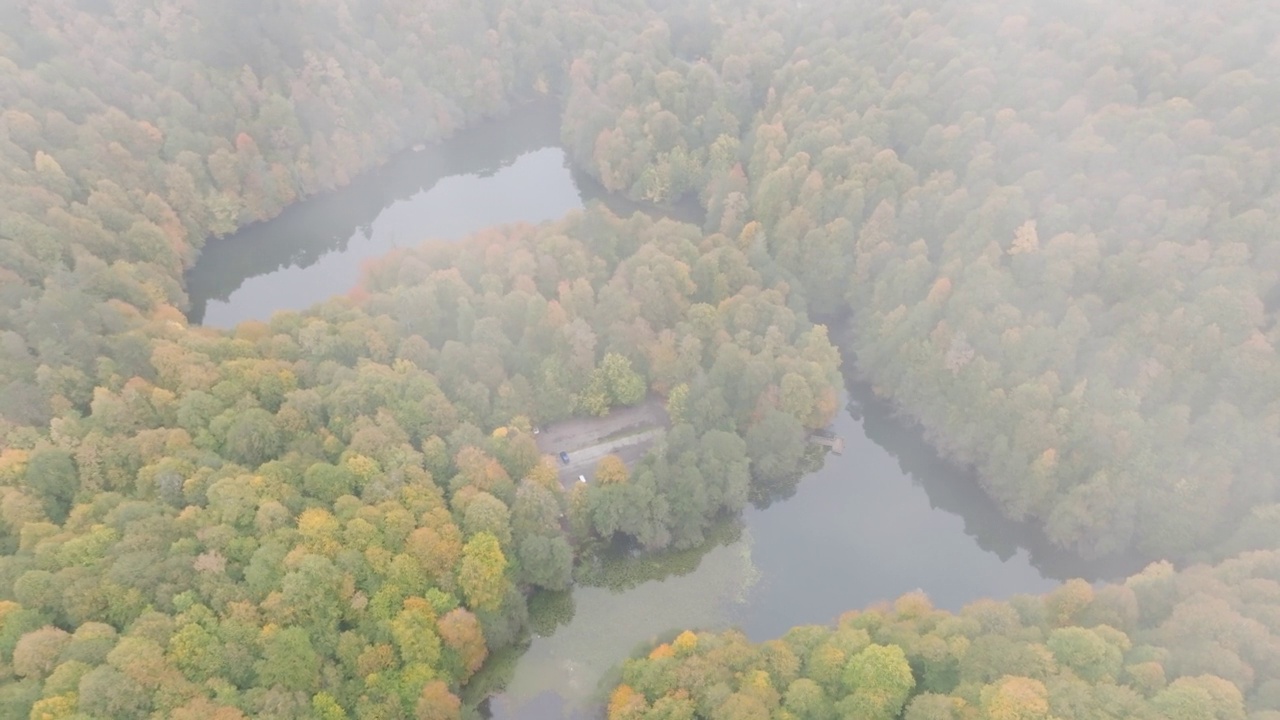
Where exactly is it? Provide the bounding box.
[578,475,587,483]
[559,451,570,465]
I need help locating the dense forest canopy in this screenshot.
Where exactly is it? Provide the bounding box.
[1,0,1279,718]
[0,201,841,717]
[568,0,1280,560]
[609,550,1280,720]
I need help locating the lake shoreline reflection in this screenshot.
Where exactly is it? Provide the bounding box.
[183,105,1130,720]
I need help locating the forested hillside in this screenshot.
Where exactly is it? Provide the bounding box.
[568,0,1280,560]
[609,550,1280,720]
[0,198,840,716]
[3,0,1280,718]
[0,0,591,434]
[823,0,1280,560]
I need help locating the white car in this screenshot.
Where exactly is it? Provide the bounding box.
[578,475,587,483]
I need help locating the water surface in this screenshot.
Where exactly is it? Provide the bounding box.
[486,378,1108,718]
[186,103,580,327]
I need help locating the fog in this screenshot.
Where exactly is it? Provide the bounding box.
[1,1,1277,718]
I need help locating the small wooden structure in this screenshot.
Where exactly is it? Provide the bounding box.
[810,434,845,455]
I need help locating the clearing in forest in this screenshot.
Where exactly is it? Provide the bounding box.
[535,399,670,489]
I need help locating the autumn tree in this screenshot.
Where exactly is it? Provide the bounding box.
[416,680,462,720]
[595,455,630,486]
[457,532,508,611]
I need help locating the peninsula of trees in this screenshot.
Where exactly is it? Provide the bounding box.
[609,550,1280,720]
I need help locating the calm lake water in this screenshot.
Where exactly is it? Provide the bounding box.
[186,101,700,328]
[184,103,1134,719]
[186,103,581,327]
[483,376,1140,719]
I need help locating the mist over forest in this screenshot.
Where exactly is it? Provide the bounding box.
[1,0,1279,718]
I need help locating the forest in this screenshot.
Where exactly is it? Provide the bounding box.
[609,550,1280,720]
[0,204,839,717]
[1,0,1278,718]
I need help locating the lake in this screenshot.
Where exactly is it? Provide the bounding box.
[184,102,1133,719]
[185,102,581,327]
[481,374,1142,719]
[185,101,700,328]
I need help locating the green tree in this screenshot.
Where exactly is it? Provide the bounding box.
[515,534,573,591]
[601,352,647,406]
[839,643,916,720]
[167,622,225,682]
[903,694,965,720]
[391,597,443,667]
[666,383,690,424]
[1047,626,1124,683]
[220,407,282,467]
[577,371,612,417]
[255,627,319,692]
[461,492,513,548]
[1152,676,1246,720]
[279,554,344,649]
[783,678,833,720]
[77,665,150,719]
[745,408,807,487]
[303,462,357,503]
[312,693,349,720]
[23,449,79,522]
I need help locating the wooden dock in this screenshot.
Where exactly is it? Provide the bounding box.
[810,434,845,455]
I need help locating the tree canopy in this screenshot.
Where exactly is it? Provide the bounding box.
[2,0,1280,717]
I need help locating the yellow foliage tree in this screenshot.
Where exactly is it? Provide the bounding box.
[1044,579,1094,627]
[344,454,381,484]
[595,455,629,485]
[457,532,508,611]
[608,684,648,720]
[673,630,698,655]
[893,590,933,619]
[0,449,29,484]
[297,508,342,556]
[29,694,77,720]
[980,676,1050,720]
[526,458,561,492]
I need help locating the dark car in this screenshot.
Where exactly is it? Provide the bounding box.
[559,451,570,465]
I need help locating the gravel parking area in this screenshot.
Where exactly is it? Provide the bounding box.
[535,399,670,488]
